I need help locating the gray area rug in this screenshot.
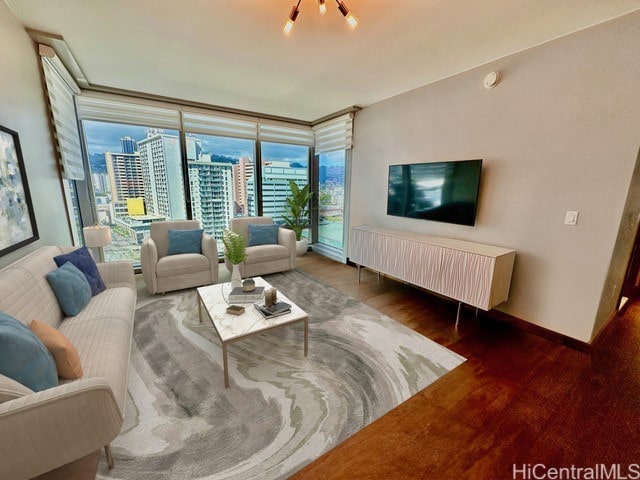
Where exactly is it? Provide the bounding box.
[97,269,465,479]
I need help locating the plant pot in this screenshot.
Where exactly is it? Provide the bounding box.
[296,238,308,256]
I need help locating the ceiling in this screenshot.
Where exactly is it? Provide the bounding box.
[5,0,640,122]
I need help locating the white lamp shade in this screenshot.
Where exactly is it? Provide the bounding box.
[83,225,112,248]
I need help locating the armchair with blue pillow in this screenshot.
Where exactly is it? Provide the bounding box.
[226,216,296,278]
[141,220,219,294]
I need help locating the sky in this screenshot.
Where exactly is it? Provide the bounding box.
[83,120,312,166]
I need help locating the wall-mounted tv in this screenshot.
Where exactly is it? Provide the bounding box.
[387,159,482,226]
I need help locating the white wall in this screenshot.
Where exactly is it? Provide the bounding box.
[349,11,640,343]
[0,1,71,269]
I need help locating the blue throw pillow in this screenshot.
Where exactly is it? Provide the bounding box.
[166,229,203,255]
[248,224,280,247]
[46,262,92,317]
[0,312,58,392]
[54,246,105,296]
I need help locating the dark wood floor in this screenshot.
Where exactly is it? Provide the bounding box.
[291,252,640,480]
[39,252,640,479]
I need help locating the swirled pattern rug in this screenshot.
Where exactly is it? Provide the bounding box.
[97,269,465,479]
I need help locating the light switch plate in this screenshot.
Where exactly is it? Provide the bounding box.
[565,210,579,226]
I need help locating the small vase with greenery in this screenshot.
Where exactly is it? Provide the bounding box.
[283,179,313,256]
[222,230,247,287]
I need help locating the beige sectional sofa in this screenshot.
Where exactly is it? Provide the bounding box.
[0,246,136,479]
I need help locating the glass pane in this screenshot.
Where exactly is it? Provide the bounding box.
[318,150,346,249]
[185,133,256,250]
[260,142,309,226]
[62,179,82,245]
[83,121,185,265]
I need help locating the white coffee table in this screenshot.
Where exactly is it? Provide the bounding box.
[196,277,309,387]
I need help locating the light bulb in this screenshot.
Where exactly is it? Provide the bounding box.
[283,4,299,35]
[345,12,358,29]
[318,0,327,15]
[283,18,295,35]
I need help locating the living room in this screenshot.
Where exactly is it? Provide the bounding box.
[1,1,640,479]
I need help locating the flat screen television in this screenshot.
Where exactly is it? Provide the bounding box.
[387,159,482,226]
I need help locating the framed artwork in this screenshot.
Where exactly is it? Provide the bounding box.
[0,125,38,257]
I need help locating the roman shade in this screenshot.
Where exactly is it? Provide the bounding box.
[76,95,181,130]
[182,110,258,140]
[313,113,354,153]
[258,121,314,146]
[39,44,85,180]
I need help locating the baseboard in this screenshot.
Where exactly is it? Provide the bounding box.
[487,309,591,354]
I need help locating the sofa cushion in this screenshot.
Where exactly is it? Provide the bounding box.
[248,224,280,246]
[54,246,106,296]
[30,319,83,380]
[156,253,211,278]
[46,262,92,317]
[0,312,58,392]
[58,287,136,411]
[0,246,67,329]
[245,244,290,264]
[166,229,203,255]
[0,373,34,403]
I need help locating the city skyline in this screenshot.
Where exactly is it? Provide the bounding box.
[83,121,313,166]
[83,120,346,263]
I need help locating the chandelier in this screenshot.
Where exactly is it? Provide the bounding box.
[283,0,359,35]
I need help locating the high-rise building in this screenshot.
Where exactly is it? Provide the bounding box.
[185,135,202,161]
[189,159,235,245]
[120,136,137,154]
[104,151,144,205]
[232,157,254,215]
[138,130,186,220]
[249,161,308,224]
[91,172,109,194]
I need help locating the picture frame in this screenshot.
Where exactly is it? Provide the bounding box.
[0,124,39,257]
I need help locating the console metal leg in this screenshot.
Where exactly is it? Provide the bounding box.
[377,271,381,281]
[475,307,479,319]
[455,302,462,328]
[357,265,362,283]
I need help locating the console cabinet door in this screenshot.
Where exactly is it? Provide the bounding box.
[438,250,494,309]
[403,240,443,293]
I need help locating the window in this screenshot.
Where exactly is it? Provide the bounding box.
[82,120,184,264]
[185,133,256,250]
[312,114,353,260]
[317,150,346,249]
[260,141,310,227]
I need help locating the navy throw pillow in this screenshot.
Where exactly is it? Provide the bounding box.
[46,262,92,317]
[0,312,58,392]
[248,224,280,246]
[166,229,203,255]
[54,246,106,296]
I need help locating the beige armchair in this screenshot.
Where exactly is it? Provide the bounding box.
[227,216,296,277]
[141,220,218,294]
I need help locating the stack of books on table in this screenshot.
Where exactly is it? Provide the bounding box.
[254,301,291,319]
[228,286,265,303]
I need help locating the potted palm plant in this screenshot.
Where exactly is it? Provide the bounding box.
[222,230,247,288]
[283,179,313,256]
